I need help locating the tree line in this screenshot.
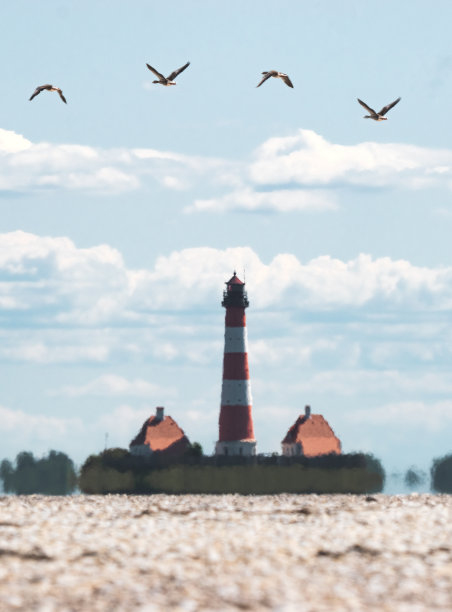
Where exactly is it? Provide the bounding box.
[1,448,452,494]
[0,450,77,495]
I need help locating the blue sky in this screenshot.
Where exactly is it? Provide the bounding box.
[1,0,452,479]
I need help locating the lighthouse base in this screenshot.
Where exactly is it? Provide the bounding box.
[215,440,256,457]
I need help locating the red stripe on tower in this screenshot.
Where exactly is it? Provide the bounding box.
[215,271,256,456]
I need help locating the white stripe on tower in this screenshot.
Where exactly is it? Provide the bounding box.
[224,326,248,354]
[220,380,253,406]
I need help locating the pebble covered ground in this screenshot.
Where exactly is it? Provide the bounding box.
[0,494,451,611]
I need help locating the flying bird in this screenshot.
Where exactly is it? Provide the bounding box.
[146,61,190,86]
[256,70,294,88]
[357,97,401,121]
[29,84,67,104]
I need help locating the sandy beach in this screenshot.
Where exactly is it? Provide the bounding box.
[0,493,451,611]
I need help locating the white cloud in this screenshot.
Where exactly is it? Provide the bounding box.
[188,188,337,213]
[1,231,452,387]
[346,400,452,430]
[4,125,452,211]
[55,374,170,398]
[249,129,452,189]
[0,405,82,441]
[96,404,157,444]
[250,337,338,367]
[0,128,222,195]
[0,128,32,153]
[292,369,452,397]
[146,248,452,311]
[0,403,145,460]
[190,129,452,213]
[2,232,452,331]
[0,342,110,364]
[162,175,189,190]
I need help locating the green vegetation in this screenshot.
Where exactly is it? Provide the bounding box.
[0,446,386,495]
[404,466,427,489]
[143,464,382,494]
[0,450,77,495]
[78,448,142,494]
[431,454,452,493]
[79,449,384,494]
[184,442,203,458]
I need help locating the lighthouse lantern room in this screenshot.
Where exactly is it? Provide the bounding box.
[215,272,256,456]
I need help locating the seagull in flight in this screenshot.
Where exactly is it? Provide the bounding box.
[29,84,67,104]
[256,70,294,88]
[357,97,401,121]
[146,61,190,86]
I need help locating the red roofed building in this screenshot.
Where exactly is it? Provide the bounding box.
[281,406,341,457]
[129,407,191,457]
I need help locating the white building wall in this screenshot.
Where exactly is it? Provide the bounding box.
[129,443,153,457]
[281,442,302,457]
[215,440,256,456]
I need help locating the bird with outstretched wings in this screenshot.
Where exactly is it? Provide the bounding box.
[29,84,67,104]
[146,62,190,85]
[357,97,401,120]
[257,70,294,88]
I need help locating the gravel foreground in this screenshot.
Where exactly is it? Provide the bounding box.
[0,494,451,611]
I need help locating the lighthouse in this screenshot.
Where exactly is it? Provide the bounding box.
[215,272,256,456]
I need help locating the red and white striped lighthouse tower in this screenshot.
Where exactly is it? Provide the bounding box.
[215,272,256,456]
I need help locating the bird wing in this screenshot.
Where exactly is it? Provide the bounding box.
[29,88,41,101]
[280,74,294,88]
[378,97,401,116]
[357,98,376,115]
[29,85,50,101]
[57,90,67,104]
[146,64,165,80]
[256,72,274,87]
[167,61,190,81]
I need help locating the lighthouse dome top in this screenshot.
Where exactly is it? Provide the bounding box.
[222,271,249,308]
[226,271,245,286]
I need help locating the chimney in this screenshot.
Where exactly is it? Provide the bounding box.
[304,405,311,419]
[155,406,164,422]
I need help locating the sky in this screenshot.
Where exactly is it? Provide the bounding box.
[1,0,452,482]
